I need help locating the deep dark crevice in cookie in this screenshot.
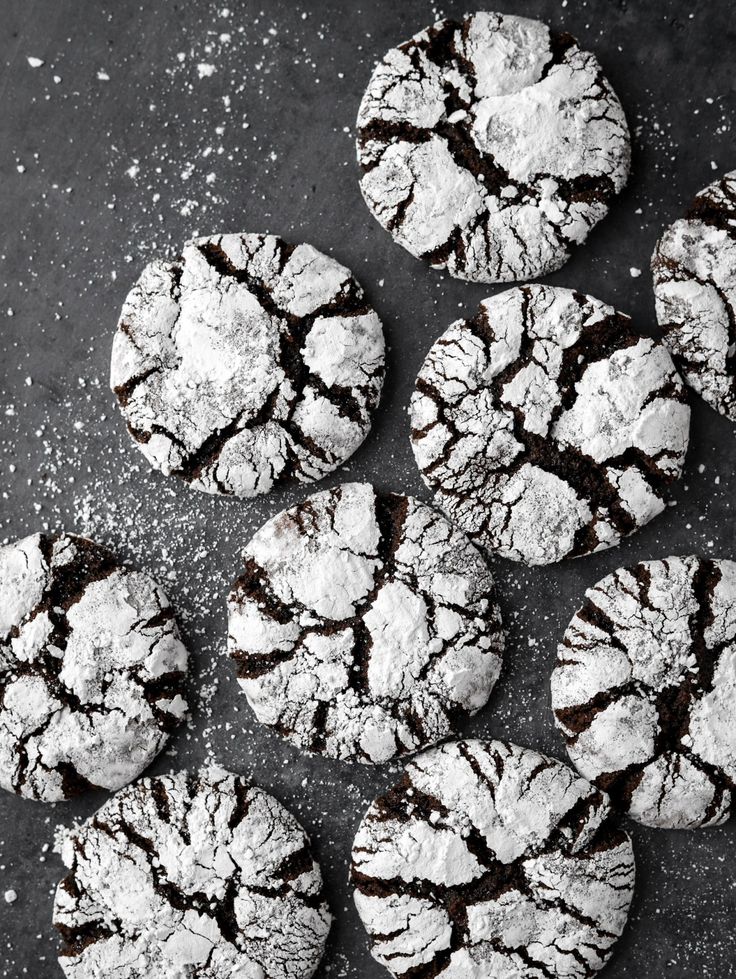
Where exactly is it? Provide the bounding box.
[58,764,99,799]
[198,239,287,320]
[149,778,172,824]
[686,176,736,238]
[307,699,330,754]
[113,365,162,408]
[56,913,116,959]
[277,844,315,883]
[133,668,187,733]
[228,777,253,830]
[540,30,579,77]
[421,227,464,270]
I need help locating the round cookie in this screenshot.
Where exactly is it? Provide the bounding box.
[410,284,691,565]
[652,170,736,420]
[227,482,503,764]
[0,532,188,802]
[53,767,331,979]
[552,556,736,829]
[350,739,635,979]
[111,233,385,497]
[356,11,630,283]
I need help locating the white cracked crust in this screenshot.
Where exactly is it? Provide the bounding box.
[53,767,331,979]
[227,482,503,765]
[551,556,736,830]
[652,169,736,421]
[356,11,630,283]
[110,233,386,497]
[0,533,188,803]
[350,739,635,979]
[409,284,691,566]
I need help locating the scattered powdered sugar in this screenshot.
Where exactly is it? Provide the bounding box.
[2,2,736,977]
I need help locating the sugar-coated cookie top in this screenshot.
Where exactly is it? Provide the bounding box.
[357,12,630,282]
[111,233,385,497]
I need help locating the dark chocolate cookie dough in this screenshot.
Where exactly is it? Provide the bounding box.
[53,767,331,978]
[652,169,736,421]
[350,739,635,979]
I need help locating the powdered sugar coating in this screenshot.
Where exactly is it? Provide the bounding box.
[0,533,188,803]
[652,170,736,420]
[111,233,385,497]
[356,12,630,283]
[410,284,691,565]
[53,767,331,979]
[227,482,503,764]
[350,739,634,979]
[552,556,736,829]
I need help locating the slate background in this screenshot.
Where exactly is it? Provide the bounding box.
[1,0,735,976]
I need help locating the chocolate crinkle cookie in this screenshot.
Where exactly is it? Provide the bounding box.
[53,767,331,979]
[652,169,736,421]
[350,739,635,979]
[552,556,736,829]
[110,233,385,497]
[0,533,188,803]
[410,284,691,566]
[228,482,503,764]
[356,11,630,283]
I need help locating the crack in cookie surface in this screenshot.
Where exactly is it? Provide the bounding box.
[409,284,690,566]
[227,482,504,764]
[0,533,188,802]
[110,233,386,497]
[350,739,634,979]
[551,556,736,829]
[652,169,736,421]
[356,12,630,283]
[53,767,331,979]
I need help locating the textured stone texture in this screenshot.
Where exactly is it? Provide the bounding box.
[2,2,736,978]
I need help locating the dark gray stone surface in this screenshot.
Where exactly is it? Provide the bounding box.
[1,0,735,976]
